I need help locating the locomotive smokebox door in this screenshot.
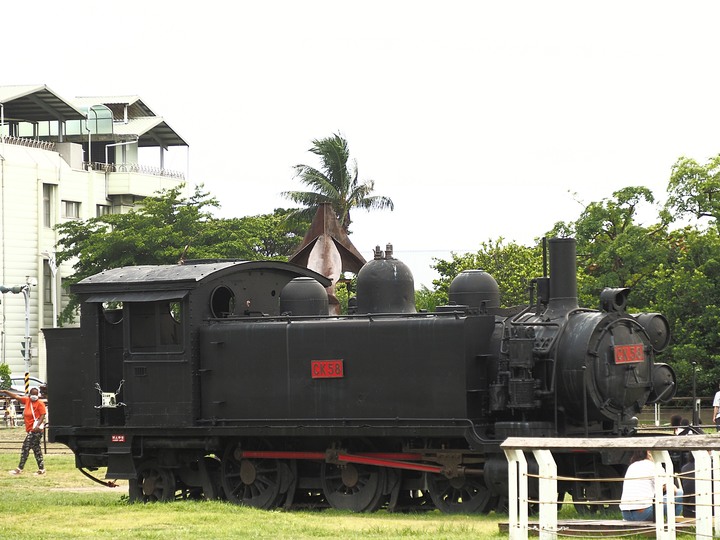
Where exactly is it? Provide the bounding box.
[557,313,660,423]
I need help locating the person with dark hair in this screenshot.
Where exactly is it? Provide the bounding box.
[0,387,46,476]
[678,417,699,435]
[620,450,683,521]
[670,414,682,435]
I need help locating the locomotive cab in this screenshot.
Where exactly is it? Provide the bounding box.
[47,261,332,434]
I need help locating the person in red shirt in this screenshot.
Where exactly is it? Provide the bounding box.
[1,387,46,475]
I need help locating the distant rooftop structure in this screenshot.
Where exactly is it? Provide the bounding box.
[0,84,188,172]
[0,84,84,123]
[71,94,187,148]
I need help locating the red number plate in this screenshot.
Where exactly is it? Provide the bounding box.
[311,360,344,379]
[614,344,645,364]
[111,434,126,443]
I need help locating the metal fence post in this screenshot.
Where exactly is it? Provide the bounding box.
[532,449,557,540]
[693,449,712,539]
[504,448,528,540]
[650,449,675,540]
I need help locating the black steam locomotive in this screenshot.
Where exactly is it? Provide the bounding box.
[45,237,675,513]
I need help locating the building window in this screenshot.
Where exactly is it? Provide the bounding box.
[62,200,81,219]
[43,184,55,227]
[96,204,111,217]
[43,261,53,304]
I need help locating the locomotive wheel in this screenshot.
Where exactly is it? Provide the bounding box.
[386,470,432,513]
[388,489,434,513]
[282,459,298,510]
[285,460,328,510]
[129,461,177,503]
[320,461,387,512]
[427,472,493,514]
[573,465,621,516]
[202,455,225,500]
[221,444,290,509]
[176,455,223,500]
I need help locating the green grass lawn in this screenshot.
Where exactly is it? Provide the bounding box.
[0,437,506,540]
[0,428,694,540]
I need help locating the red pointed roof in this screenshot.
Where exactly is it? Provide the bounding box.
[289,203,366,274]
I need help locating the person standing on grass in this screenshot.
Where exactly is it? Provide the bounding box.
[713,383,720,432]
[7,399,17,427]
[0,387,46,476]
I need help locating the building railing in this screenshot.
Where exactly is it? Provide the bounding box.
[0,137,184,180]
[84,162,185,180]
[0,135,56,151]
[502,435,720,540]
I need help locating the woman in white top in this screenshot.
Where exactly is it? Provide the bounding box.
[620,449,683,521]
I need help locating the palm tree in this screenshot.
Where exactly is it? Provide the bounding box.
[282,133,394,233]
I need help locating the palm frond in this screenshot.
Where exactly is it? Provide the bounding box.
[281,190,332,207]
[356,195,395,212]
[292,165,341,199]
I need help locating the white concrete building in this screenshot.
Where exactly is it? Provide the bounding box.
[0,84,188,384]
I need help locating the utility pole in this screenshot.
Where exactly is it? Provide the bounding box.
[1,276,37,378]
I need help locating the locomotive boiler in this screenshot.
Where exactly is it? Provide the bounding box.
[45,237,675,513]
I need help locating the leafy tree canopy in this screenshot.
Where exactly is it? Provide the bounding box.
[547,186,668,308]
[666,154,720,224]
[55,184,308,323]
[644,227,720,395]
[0,363,11,390]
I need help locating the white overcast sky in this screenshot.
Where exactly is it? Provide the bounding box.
[5,1,720,287]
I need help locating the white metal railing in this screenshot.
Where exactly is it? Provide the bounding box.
[84,161,185,179]
[0,135,56,151]
[0,137,184,181]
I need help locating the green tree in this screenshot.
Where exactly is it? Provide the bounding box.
[550,182,720,397]
[415,285,446,313]
[644,227,720,396]
[666,154,720,224]
[237,208,309,258]
[432,239,543,308]
[199,209,308,261]
[282,133,394,233]
[56,185,220,275]
[55,185,309,323]
[548,186,668,308]
[0,363,11,390]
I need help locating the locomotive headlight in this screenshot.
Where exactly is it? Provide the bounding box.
[632,313,671,353]
[647,363,676,404]
[600,287,630,312]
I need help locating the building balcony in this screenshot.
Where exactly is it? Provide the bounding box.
[99,164,185,198]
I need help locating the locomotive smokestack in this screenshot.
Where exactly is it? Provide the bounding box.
[548,238,578,312]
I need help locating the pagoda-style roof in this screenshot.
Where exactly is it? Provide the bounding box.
[290,203,366,274]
